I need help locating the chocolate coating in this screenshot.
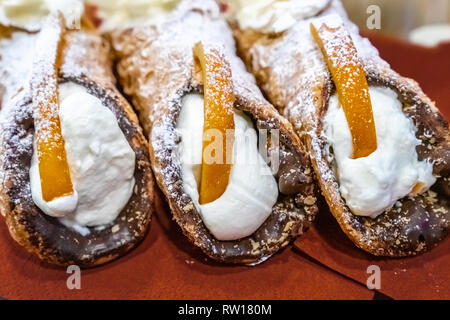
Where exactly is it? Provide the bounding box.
[0,29,156,268]
[332,73,450,256]
[276,148,313,195]
[0,31,156,267]
[0,77,154,267]
[147,88,318,265]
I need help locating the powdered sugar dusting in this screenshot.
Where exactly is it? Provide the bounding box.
[110,0,267,184]
[311,15,361,86]
[0,28,37,211]
[198,44,235,115]
[0,32,36,117]
[234,0,394,184]
[0,25,154,265]
[30,13,64,144]
[109,0,317,263]
[232,0,448,256]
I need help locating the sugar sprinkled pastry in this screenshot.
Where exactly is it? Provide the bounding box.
[87,0,318,264]
[0,12,155,267]
[229,0,449,256]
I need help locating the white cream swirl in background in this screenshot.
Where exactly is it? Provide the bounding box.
[225,0,330,33]
[87,0,182,31]
[324,86,436,218]
[0,0,84,31]
[30,82,136,228]
[177,94,278,241]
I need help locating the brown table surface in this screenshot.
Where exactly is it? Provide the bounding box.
[0,31,448,300]
[294,204,450,300]
[0,190,374,300]
[293,30,450,300]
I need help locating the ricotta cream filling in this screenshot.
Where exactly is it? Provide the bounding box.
[225,0,330,33]
[86,0,182,31]
[177,93,278,241]
[323,86,436,218]
[30,82,136,227]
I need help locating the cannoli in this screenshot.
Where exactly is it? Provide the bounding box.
[88,0,318,264]
[227,0,450,256]
[0,13,155,267]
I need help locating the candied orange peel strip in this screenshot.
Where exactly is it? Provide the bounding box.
[193,42,235,205]
[311,20,377,159]
[31,13,74,202]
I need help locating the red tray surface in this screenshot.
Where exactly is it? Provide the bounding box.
[0,31,448,300]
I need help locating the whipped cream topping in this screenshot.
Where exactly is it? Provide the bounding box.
[177,94,278,241]
[30,82,136,227]
[0,0,84,31]
[225,0,330,33]
[87,0,182,31]
[324,86,436,218]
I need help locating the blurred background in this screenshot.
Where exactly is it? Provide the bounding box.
[342,0,449,44]
[341,0,449,119]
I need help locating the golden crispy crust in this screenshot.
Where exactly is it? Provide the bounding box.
[108,0,318,264]
[232,0,449,256]
[0,31,155,267]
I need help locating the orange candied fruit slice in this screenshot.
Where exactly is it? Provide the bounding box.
[311,19,377,159]
[193,42,235,205]
[32,14,74,202]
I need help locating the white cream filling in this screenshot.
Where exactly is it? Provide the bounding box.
[225,0,330,33]
[30,82,136,227]
[177,93,278,241]
[0,0,84,31]
[323,86,436,218]
[86,0,182,31]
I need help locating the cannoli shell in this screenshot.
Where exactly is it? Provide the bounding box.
[0,30,155,267]
[295,31,450,299]
[108,0,318,264]
[231,0,450,256]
